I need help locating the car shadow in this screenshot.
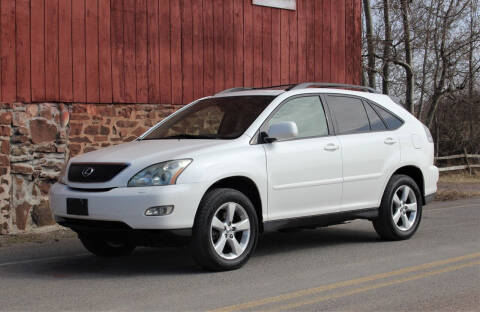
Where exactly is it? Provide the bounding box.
[255,225,381,257]
[5,223,381,278]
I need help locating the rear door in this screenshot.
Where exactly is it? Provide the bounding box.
[262,95,343,220]
[324,95,401,211]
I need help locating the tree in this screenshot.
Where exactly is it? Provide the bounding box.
[363,0,377,88]
[382,0,392,94]
[424,0,476,127]
[417,8,433,120]
[399,0,414,114]
[362,0,480,155]
[468,0,476,144]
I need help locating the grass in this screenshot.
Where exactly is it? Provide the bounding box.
[439,171,480,183]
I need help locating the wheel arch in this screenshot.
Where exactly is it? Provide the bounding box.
[201,176,264,232]
[391,165,426,205]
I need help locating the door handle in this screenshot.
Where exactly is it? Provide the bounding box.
[324,143,340,151]
[384,137,397,145]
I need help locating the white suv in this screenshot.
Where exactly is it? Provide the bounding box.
[50,83,439,271]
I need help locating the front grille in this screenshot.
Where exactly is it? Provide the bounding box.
[68,163,129,183]
[68,187,116,192]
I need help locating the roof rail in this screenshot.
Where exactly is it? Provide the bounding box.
[214,84,298,95]
[287,82,380,93]
[215,87,252,95]
[257,84,298,90]
[214,83,379,95]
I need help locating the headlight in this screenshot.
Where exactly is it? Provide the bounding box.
[128,159,192,187]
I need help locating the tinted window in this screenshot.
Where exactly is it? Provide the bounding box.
[266,96,329,139]
[328,96,370,134]
[142,96,274,140]
[364,102,387,131]
[372,104,404,130]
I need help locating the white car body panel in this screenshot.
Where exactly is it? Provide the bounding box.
[264,136,343,220]
[338,130,401,210]
[50,182,207,229]
[50,87,439,231]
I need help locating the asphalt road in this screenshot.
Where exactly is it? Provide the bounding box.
[1,198,479,311]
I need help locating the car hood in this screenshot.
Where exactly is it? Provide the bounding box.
[66,139,233,188]
[71,139,227,164]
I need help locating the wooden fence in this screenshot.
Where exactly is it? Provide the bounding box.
[435,153,480,173]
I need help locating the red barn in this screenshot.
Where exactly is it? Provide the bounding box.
[0,0,361,233]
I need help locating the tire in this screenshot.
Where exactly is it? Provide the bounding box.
[78,234,135,257]
[373,174,422,240]
[191,188,259,271]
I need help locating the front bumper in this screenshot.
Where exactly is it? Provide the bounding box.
[49,182,207,230]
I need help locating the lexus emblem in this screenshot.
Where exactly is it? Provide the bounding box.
[81,167,95,178]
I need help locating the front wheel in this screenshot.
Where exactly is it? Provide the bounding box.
[191,188,259,271]
[373,174,422,240]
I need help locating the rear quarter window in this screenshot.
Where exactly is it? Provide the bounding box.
[371,103,404,130]
[364,102,387,131]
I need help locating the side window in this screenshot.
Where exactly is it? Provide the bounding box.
[327,96,370,134]
[266,96,329,139]
[372,104,404,130]
[364,102,387,131]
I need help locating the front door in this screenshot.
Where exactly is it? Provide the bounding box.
[262,95,343,221]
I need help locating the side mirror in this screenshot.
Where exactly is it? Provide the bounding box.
[263,121,298,143]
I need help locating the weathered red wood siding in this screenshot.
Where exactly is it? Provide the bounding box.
[0,0,362,105]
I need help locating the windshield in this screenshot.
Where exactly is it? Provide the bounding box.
[142,96,275,140]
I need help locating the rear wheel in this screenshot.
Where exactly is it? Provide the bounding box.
[79,234,135,257]
[192,188,259,271]
[373,174,422,240]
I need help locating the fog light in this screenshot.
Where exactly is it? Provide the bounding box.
[145,205,174,216]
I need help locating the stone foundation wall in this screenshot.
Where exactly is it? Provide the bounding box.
[0,102,176,234]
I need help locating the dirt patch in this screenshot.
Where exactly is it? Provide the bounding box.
[435,189,480,201]
[436,172,480,201]
[0,227,76,248]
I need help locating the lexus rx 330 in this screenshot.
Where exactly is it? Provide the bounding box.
[50,83,439,271]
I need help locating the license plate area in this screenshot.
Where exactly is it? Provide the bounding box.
[66,198,88,216]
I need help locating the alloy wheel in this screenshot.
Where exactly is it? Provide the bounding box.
[210,202,251,260]
[391,185,418,231]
